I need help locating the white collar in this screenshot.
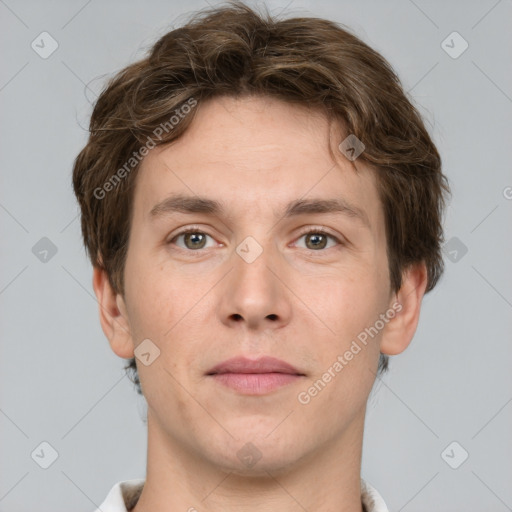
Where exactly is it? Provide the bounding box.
[94,477,388,511]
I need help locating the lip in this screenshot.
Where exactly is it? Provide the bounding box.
[206,356,305,395]
[206,356,304,376]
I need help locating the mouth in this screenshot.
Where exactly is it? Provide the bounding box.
[206,355,304,375]
[206,356,305,395]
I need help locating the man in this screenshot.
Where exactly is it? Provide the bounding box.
[72,3,449,511]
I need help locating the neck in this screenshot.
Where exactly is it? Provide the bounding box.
[132,408,366,512]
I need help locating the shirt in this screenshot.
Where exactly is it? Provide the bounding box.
[93,477,389,511]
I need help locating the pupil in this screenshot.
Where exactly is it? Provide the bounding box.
[183,233,327,250]
[186,233,206,249]
[308,233,326,249]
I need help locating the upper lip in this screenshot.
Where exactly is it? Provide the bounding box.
[206,356,304,375]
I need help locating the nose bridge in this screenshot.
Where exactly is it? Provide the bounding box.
[218,231,291,330]
[233,232,278,299]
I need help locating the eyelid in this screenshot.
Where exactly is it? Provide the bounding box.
[295,225,340,239]
[292,225,344,249]
[167,225,345,251]
[167,225,219,248]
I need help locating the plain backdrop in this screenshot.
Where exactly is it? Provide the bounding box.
[1,0,511,510]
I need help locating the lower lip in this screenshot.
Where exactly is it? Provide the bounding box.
[210,372,303,394]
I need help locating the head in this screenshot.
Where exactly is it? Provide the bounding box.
[72,1,448,472]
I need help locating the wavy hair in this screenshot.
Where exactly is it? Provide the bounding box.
[72,2,449,394]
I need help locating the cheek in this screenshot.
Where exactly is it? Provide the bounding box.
[297,273,385,405]
[125,261,205,366]
[293,274,388,400]
[298,268,386,340]
[122,261,176,354]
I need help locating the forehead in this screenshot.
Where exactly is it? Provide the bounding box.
[133,95,383,230]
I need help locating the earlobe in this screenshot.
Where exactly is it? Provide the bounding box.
[92,266,135,359]
[379,263,428,356]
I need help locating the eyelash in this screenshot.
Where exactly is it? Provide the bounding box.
[167,226,343,253]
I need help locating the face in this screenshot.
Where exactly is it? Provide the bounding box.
[102,95,407,475]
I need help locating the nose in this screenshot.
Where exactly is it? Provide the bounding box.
[216,237,292,332]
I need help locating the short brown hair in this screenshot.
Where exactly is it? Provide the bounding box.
[72,1,449,394]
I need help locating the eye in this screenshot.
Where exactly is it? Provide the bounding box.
[167,227,343,252]
[168,228,217,250]
[294,228,341,251]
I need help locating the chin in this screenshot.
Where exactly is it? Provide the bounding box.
[201,429,306,475]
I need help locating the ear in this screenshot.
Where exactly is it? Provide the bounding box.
[379,262,428,356]
[92,266,135,359]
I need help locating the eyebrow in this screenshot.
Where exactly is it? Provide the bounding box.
[149,194,370,227]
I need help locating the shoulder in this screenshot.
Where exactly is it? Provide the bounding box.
[361,478,389,512]
[93,479,145,512]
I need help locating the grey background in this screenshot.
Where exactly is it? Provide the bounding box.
[1,0,511,510]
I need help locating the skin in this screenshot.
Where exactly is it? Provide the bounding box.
[93,95,427,512]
